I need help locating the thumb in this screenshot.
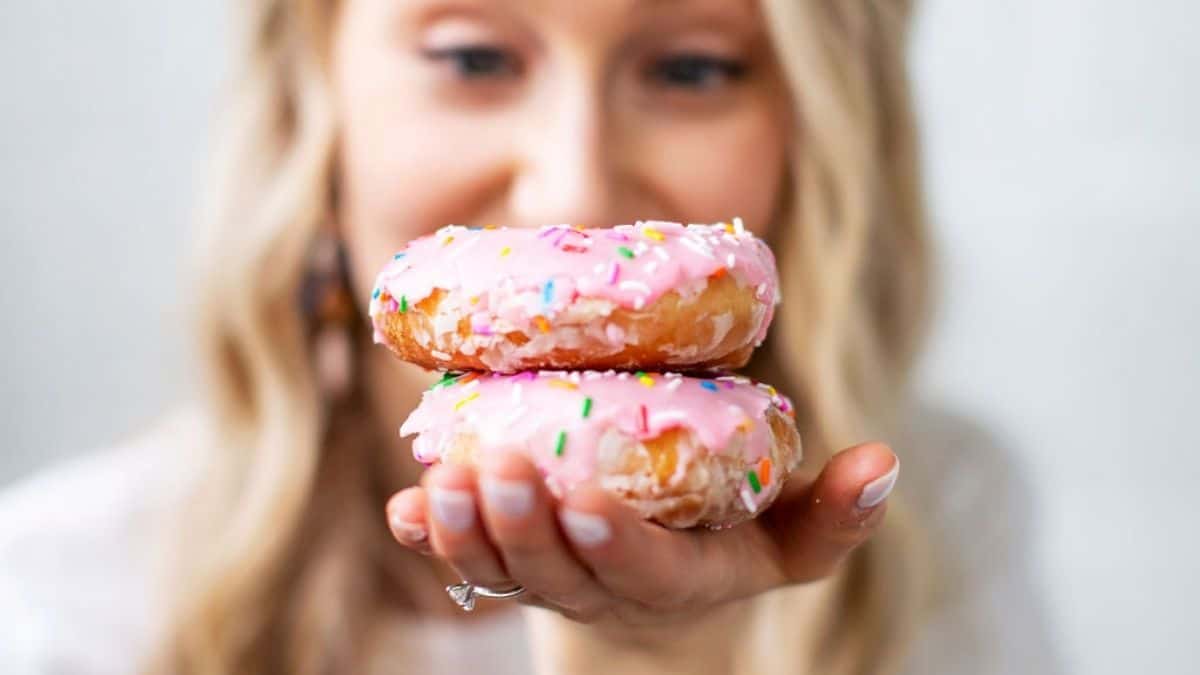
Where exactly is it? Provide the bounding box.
[764,442,900,582]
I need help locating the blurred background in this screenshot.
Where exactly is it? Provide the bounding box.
[1,2,1196,673]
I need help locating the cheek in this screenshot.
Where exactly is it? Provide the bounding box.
[335,76,509,300]
[636,107,789,235]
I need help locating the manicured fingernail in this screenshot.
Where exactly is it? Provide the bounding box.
[389,515,428,543]
[560,509,611,547]
[480,477,534,519]
[429,487,475,532]
[857,457,900,509]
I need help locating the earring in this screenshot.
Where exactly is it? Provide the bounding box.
[302,228,356,400]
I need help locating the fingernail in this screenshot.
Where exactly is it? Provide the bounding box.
[389,514,428,544]
[857,457,900,509]
[429,487,475,532]
[560,509,611,547]
[480,477,534,519]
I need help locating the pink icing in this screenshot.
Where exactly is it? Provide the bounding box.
[369,220,781,347]
[399,370,795,509]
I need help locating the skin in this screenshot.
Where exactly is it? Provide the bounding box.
[332,0,900,651]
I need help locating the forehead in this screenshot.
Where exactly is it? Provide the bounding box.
[392,0,762,31]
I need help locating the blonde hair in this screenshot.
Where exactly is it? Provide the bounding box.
[150,0,932,673]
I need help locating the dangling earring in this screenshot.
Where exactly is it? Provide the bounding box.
[301,227,356,401]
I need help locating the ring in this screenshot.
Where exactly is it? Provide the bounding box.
[446,581,526,612]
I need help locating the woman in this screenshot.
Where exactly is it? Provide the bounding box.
[0,0,1060,673]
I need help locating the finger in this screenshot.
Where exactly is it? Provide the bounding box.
[421,463,513,589]
[556,487,771,613]
[476,453,610,620]
[385,486,432,555]
[766,441,898,582]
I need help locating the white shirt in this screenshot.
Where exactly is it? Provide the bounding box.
[0,405,1062,674]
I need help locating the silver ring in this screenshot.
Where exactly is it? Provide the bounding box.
[446,581,525,612]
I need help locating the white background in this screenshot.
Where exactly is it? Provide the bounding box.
[2,2,1196,674]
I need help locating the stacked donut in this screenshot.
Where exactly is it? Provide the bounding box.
[369,220,801,528]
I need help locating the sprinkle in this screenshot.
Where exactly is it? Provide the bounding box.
[653,247,670,261]
[484,224,498,230]
[726,253,736,269]
[454,392,480,411]
[665,377,683,392]
[639,405,648,433]
[710,268,727,280]
[617,246,636,259]
[548,379,578,390]
[431,372,459,389]
[372,287,380,299]
[542,280,555,306]
[607,261,620,285]
[441,235,454,246]
[399,295,408,313]
[393,252,406,260]
[700,381,719,392]
[721,221,734,234]
[534,316,550,333]
[759,458,772,486]
[554,430,567,457]
[643,226,665,241]
[636,372,654,388]
[619,280,652,295]
[469,295,480,305]
[500,246,512,257]
[680,237,715,259]
[740,487,757,512]
[431,349,451,360]
[733,216,746,234]
[747,470,762,494]
[643,261,659,274]
[581,396,593,418]
[737,418,755,432]
[633,296,646,310]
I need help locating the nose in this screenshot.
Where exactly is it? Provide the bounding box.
[508,89,622,230]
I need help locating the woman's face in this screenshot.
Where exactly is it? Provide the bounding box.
[333,0,791,307]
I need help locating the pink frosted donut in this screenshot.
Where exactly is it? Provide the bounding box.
[369,220,780,373]
[400,370,801,529]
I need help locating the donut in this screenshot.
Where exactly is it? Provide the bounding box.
[369,219,780,373]
[400,370,801,529]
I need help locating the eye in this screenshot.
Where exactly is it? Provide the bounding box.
[422,45,522,79]
[649,53,748,89]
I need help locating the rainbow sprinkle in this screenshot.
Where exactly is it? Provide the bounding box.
[617,246,635,259]
[643,226,664,242]
[554,430,567,457]
[548,379,578,390]
[372,287,380,299]
[759,458,772,486]
[639,405,648,433]
[399,295,408,313]
[581,396,593,418]
[542,280,555,306]
[747,470,762,494]
[454,392,480,411]
[442,235,454,246]
[499,246,512,257]
[635,371,654,388]
[431,371,461,390]
[700,381,719,392]
[393,252,406,260]
[534,316,550,333]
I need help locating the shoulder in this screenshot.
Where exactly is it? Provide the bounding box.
[0,406,211,674]
[894,401,1065,674]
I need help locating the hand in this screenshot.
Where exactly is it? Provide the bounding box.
[385,441,899,641]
